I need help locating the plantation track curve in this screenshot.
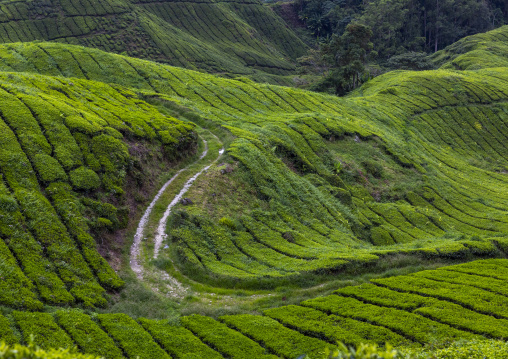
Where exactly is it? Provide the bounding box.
[130,131,224,292]
[154,142,225,259]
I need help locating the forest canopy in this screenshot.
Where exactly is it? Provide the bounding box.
[293,0,507,58]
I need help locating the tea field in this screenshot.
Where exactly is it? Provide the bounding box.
[0,260,507,357]
[3,39,506,286]
[0,65,196,309]
[0,0,306,83]
[0,23,507,358]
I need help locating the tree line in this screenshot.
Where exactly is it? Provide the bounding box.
[296,0,507,58]
[288,0,506,95]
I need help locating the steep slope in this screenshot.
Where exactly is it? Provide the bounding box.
[1,36,508,289]
[0,0,307,83]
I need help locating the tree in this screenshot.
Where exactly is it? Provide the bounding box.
[312,23,374,95]
[356,0,502,56]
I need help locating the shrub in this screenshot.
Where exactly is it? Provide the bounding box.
[402,339,508,359]
[314,342,402,359]
[362,160,384,178]
[0,342,99,359]
[69,166,101,191]
[0,195,17,213]
[370,227,394,246]
[0,315,17,346]
[46,183,124,290]
[220,314,334,359]
[54,310,123,359]
[12,312,74,350]
[139,318,223,359]
[97,313,170,359]
[181,315,277,359]
[32,154,67,183]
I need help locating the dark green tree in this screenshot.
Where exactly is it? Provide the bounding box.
[296,0,507,59]
[312,23,374,95]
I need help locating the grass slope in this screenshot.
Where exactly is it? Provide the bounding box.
[0,23,507,359]
[432,25,508,70]
[0,259,507,358]
[0,0,307,84]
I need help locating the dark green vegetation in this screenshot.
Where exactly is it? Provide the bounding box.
[278,0,507,58]
[432,25,508,70]
[0,0,307,84]
[0,56,196,308]
[1,26,508,288]
[0,260,507,358]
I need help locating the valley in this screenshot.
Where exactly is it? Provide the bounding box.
[0,2,507,357]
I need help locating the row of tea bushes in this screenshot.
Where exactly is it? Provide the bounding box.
[0,0,305,81]
[2,39,508,285]
[0,69,197,307]
[0,260,507,358]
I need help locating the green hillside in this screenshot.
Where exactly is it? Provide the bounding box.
[0,65,196,308]
[0,23,507,359]
[432,25,508,70]
[1,36,508,287]
[0,0,307,83]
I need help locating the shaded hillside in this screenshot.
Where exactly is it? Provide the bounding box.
[0,0,307,83]
[1,35,508,288]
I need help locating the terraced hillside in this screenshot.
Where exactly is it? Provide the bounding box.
[1,259,508,358]
[0,67,196,308]
[432,25,508,70]
[0,25,508,358]
[0,0,307,83]
[1,33,508,288]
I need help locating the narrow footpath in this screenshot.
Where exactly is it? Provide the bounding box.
[129,129,223,297]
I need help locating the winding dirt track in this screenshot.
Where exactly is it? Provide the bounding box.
[129,133,223,297]
[153,147,225,259]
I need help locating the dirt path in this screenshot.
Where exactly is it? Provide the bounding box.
[129,132,223,297]
[153,147,224,259]
[129,138,208,280]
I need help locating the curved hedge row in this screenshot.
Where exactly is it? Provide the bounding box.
[2,37,508,284]
[0,0,306,83]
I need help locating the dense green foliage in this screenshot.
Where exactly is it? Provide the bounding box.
[287,0,507,58]
[310,23,374,95]
[1,33,508,286]
[0,342,99,359]
[432,25,508,70]
[0,19,507,359]
[404,340,508,358]
[0,52,197,307]
[12,312,74,351]
[54,310,124,359]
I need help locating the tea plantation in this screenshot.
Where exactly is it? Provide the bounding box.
[0,260,507,357]
[0,66,196,308]
[0,0,306,84]
[0,22,507,358]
